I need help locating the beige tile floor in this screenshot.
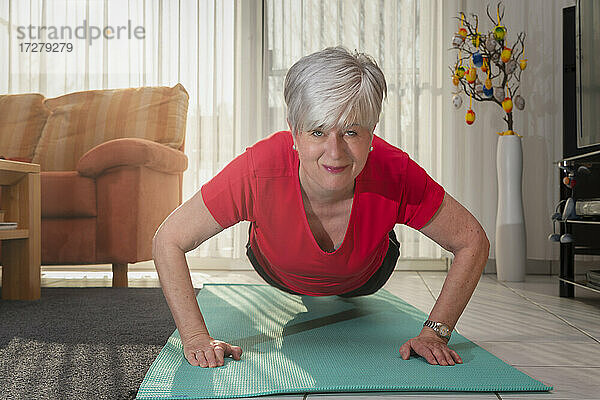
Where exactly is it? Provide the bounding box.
[2,266,600,399]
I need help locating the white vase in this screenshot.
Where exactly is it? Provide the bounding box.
[495,135,527,282]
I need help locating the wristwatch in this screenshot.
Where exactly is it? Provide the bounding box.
[423,320,452,341]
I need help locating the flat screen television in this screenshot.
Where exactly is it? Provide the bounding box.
[563,4,600,158]
[576,0,600,151]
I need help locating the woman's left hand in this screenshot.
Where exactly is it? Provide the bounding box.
[399,330,463,366]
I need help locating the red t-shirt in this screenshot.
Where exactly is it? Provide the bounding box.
[201,131,445,296]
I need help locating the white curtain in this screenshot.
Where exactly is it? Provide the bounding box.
[1,0,574,271]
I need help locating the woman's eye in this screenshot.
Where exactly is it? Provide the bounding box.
[311,131,324,137]
[346,130,357,136]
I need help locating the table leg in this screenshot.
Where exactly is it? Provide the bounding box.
[1,173,40,300]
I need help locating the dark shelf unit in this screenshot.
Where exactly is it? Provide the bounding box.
[558,6,600,297]
[558,217,600,297]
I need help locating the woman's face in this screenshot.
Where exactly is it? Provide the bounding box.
[291,123,375,198]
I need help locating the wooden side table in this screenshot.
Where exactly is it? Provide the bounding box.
[0,159,41,300]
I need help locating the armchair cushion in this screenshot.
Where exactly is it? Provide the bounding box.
[32,84,189,171]
[41,171,96,217]
[76,138,188,178]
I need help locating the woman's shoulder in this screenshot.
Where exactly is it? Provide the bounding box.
[361,135,410,182]
[246,130,295,177]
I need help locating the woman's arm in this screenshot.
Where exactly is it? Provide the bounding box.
[153,190,242,367]
[399,192,490,365]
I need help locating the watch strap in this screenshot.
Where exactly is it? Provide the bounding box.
[423,320,452,340]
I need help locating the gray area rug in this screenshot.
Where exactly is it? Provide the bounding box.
[0,287,177,400]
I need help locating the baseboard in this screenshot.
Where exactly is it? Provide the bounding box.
[484,258,600,275]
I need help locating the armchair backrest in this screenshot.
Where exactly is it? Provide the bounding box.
[30,84,189,171]
[0,94,50,162]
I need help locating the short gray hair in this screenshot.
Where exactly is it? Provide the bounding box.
[284,46,387,134]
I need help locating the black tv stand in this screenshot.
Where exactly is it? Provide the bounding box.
[557,152,600,297]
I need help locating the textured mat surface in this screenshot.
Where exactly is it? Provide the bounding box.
[137,284,552,399]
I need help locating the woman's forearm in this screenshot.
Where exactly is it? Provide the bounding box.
[423,242,489,332]
[153,238,211,340]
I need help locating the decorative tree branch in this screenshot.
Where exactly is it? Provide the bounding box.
[450,1,527,134]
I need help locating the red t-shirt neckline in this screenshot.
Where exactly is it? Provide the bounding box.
[292,151,361,256]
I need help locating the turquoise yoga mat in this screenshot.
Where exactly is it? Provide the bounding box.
[137,284,552,399]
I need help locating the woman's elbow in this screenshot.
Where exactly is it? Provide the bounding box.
[152,230,178,260]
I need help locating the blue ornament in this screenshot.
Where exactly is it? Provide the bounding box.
[473,52,483,68]
[482,86,493,97]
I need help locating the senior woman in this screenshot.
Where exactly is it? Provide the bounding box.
[153,46,490,370]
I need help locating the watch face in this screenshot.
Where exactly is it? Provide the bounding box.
[439,325,450,337]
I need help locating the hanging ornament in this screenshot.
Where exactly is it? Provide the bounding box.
[483,68,493,97]
[520,43,528,70]
[502,97,513,113]
[453,34,464,48]
[466,67,477,84]
[466,109,476,125]
[452,75,460,86]
[481,57,488,73]
[519,58,528,70]
[484,77,493,90]
[493,6,506,41]
[514,95,525,110]
[465,94,475,125]
[473,52,483,67]
[505,59,518,74]
[452,94,463,109]
[494,25,507,41]
[483,85,493,98]
[456,66,466,78]
[501,47,512,63]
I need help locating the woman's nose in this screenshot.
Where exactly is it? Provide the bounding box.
[325,134,346,157]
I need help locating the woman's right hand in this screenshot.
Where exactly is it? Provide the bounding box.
[182,333,243,368]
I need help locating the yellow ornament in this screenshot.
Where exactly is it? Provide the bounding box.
[452,75,460,86]
[502,97,513,113]
[501,47,512,63]
[494,25,506,41]
[472,33,481,47]
[519,59,528,70]
[458,27,468,37]
[466,109,476,125]
[466,67,477,83]
[485,77,493,90]
[456,66,466,78]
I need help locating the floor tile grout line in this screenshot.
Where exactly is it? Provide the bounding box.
[492,277,600,345]
[416,271,438,301]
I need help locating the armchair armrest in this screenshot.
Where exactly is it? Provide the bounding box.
[76,138,188,178]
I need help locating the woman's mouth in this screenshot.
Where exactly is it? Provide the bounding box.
[323,165,348,174]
